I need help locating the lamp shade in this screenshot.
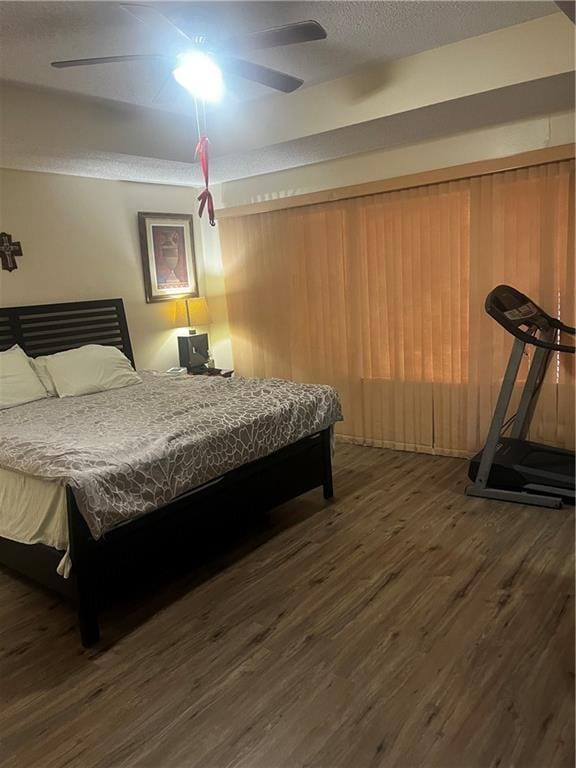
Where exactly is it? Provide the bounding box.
[186,297,211,327]
[173,300,189,328]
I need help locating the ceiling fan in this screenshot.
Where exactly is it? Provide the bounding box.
[51,3,328,101]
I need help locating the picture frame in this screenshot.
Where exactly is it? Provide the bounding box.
[138,212,199,303]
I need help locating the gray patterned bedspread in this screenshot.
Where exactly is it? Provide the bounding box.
[0,373,342,538]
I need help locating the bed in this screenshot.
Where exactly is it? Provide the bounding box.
[0,299,341,646]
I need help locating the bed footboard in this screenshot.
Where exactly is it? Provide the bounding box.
[65,427,334,647]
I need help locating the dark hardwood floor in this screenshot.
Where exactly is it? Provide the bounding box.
[0,443,574,768]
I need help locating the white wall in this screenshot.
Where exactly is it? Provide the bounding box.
[0,169,232,371]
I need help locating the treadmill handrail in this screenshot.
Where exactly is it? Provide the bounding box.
[527,331,575,354]
[555,319,576,335]
[543,312,576,335]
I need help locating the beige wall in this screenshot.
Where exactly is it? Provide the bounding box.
[0,168,232,371]
[1,112,572,375]
[210,13,574,154]
[220,112,575,207]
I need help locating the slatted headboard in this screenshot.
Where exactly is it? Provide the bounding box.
[0,299,135,367]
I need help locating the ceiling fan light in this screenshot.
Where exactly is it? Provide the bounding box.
[172,51,224,102]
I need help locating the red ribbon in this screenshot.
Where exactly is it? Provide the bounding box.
[195,136,215,227]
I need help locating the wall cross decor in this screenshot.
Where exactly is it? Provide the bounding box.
[0,232,23,272]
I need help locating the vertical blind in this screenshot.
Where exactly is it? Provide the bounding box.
[219,160,574,457]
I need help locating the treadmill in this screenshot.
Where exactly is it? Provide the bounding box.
[467,284,575,509]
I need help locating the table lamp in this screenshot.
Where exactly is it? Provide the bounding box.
[177,297,211,373]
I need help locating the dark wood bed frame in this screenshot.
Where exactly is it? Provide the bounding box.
[0,299,333,646]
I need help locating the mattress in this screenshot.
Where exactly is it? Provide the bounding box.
[0,372,343,541]
[0,467,71,576]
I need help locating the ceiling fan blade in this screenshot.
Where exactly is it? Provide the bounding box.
[51,54,168,68]
[222,20,327,53]
[220,56,303,93]
[120,4,193,42]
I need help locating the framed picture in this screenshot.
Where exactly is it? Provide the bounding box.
[138,212,199,303]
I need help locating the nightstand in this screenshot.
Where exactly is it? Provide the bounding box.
[191,367,234,378]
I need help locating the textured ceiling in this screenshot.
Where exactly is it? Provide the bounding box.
[0,1,557,113]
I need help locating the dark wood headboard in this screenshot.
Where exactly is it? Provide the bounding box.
[0,298,135,367]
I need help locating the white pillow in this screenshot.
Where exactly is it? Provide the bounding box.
[0,345,48,410]
[43,344,142,398]
[30,357,58,397]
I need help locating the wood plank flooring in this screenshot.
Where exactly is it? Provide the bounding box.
[0,444,574,768]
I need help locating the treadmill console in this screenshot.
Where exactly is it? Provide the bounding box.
[487,285,547,331]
